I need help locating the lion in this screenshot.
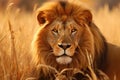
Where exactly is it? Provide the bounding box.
[31,1,110,79]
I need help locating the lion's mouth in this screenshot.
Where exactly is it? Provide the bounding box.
[56,55,72,64]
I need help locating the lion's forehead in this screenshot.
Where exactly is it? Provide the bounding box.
[50,19,79,30]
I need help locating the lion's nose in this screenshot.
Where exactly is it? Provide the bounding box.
[58,43,71,50]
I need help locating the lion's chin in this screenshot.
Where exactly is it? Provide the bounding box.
[56,56,72,64]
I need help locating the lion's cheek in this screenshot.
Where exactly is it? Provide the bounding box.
[66,47,76,56]
[53,46,64,56]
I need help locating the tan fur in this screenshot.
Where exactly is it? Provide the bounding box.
[32,1,108,79]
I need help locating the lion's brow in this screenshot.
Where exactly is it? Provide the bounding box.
[59,1,66,9]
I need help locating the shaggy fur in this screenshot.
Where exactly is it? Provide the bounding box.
[31,1,108,79]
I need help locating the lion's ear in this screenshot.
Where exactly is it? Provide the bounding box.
[74,10,92,25]
[82,10,92,24]
[37,11,54,25]
[37,11,46,24]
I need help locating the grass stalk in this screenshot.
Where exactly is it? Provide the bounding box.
[8,20,20,79]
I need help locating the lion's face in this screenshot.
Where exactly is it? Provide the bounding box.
[47,19,83,64]
[32,1,107,71]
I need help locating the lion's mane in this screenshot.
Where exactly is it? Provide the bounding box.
[31,1,107,72]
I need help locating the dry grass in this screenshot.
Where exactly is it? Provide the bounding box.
[0,2,120,80]
[0,4,37,79]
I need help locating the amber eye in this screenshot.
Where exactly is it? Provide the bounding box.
[52,29,58,34]
[71,29,77,34]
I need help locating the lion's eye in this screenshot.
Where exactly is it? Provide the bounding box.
[71,29,77,34]
[52,29,58,34]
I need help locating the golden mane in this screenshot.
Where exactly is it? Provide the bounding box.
[31,1,108,79]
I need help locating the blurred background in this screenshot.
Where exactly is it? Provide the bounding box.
[0,0,120,80]
[0,0,120,11]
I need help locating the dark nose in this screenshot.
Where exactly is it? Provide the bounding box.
[58,43,71,50]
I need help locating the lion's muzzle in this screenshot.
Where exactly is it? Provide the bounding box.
[56,43,73,64]
[58,43,71,50]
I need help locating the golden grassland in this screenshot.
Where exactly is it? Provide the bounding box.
[0,3,120,80]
